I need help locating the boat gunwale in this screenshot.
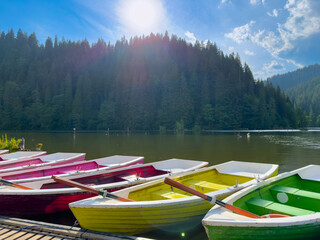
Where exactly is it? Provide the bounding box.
[0,151,47,161]
[0,152,85,173]
[8,155,144,183]
[202,164,320,228]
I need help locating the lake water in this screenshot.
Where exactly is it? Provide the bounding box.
[2,131,320,239]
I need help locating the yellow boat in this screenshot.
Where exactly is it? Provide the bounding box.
[69,161,278,235]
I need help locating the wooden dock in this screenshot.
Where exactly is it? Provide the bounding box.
[0,216,153,240]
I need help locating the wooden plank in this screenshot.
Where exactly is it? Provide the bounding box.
[16,233,38,240]
[40,236,55,240]
[0,216,154,240]
[27,234,45,240]
[5,231,27,240]
[0,229,19,239]
[0,228,10,235]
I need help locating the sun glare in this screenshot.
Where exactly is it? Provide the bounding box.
[117,0,166,36]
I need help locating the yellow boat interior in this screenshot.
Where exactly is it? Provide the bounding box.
[128,168,254,201]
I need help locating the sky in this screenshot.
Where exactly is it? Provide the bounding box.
[0,0,319,79]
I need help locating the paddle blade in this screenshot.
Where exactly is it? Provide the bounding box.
[0,178,33,190]
[51,175,134,202]
[223,202,261,218]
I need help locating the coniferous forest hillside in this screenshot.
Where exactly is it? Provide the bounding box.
[286,75,320,126]
[0,29,306,131]
[267,64,320,91]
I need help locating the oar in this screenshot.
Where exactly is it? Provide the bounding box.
[51,175,134,202]
[164,177,261,218]
[0,178,33,190]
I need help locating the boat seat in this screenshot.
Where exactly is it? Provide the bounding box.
[246,198,315,216]
[183,180,230,193]
[152,189,189,200]
[270,185,320,212]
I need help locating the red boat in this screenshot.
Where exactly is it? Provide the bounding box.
[1,155,144,182]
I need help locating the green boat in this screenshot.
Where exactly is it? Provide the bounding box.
[202,165,320,240]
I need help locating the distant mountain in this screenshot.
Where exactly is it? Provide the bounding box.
[286,75,320,126]
[267,64,320,91]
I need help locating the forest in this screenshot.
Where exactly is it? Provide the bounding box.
[286,75,320,126]
[0,29,306,131]
[268,64,320,127]
[267,64,320,91]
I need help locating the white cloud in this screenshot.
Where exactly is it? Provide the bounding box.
[263,60,285,75]
[245,49,255,56]
[226,0,320,57]
[225,21,255,44]
[185,31,197,44]
[267,9,278,17]
[251,29,286,57]
[250,0,265,5]
[280,0,320,47]
[219,0,232,8]
[228,46,235,52]
[285,0,296,8]
[286,58,304,68]
[220,0,232,5]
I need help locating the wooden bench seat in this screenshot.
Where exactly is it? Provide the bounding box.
[151,189,189,200]
[183,180,230,192]
[270,185,320,212]
[246,198,315,216]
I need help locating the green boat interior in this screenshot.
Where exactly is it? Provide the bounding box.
[128,168,254,201]
[234,174,320,216]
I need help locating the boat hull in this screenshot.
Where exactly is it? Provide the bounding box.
[0,191,95,217]
[71,197,213,235]
[204,222,320,240]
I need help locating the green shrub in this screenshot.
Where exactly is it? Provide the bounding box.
[0,134,21,152]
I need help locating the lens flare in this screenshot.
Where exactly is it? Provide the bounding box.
[117,0,166,36]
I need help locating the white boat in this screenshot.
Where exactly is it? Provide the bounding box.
[0,151,46,161]
[0,150,9,155]
[202,165,320,240]
[0,152,85,174]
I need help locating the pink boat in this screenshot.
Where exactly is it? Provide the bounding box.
[0,151,46,161]
[0,152,86,174]
[0,158,208,216]
[1,155,144,182]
